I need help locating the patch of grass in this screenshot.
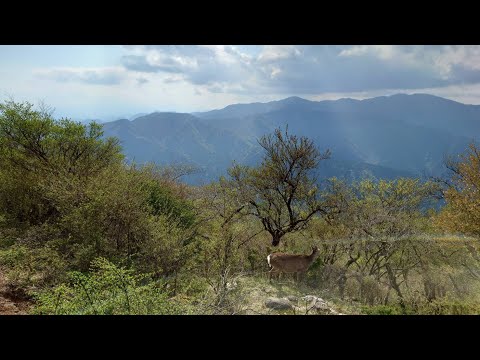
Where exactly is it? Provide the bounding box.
[234,275,350,315]
[360,305,405,315]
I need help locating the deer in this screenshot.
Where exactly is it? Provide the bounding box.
[267,246,319,282]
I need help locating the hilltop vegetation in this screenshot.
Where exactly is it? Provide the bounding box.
[1,100,480,315]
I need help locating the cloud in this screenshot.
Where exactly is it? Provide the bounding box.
[35,67,126,85]
[121,45,253,87]
[338,45,480,83]
[14,45,480,120]
[27,45,480,110]
[122,56,164,73]
[163,75,184,84]
[136,77,149,85]
[117,45,480,95]
[247,46,448,93]
[257,45,301,63]
[339,45,396,59]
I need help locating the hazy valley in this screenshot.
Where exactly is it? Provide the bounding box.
[103,93,480,183]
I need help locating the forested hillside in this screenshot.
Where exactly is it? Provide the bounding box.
[103,94,480,183]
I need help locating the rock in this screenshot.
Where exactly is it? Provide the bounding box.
[286,295,298,303]
[313,300,329,311]
[301,295,333,313]
[265,297,293,310]
[302,295,318,303]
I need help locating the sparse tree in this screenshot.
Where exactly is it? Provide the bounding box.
[229,127,331,247]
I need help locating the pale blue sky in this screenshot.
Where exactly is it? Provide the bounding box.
[1,45,480,121]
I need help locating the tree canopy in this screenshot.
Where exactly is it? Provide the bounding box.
[229,127,331,246]
[437,142,480,236]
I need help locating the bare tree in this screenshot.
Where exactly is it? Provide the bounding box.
[229,127,331,247]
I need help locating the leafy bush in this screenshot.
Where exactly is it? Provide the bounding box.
[32,258,183,315]
[0,244,67,296]
[362,298,480,315]
[0,100,123,228]
[415,298,480,315]
[146,180,195,229]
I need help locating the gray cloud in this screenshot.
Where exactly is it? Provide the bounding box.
[136,77,149,85]
[255,46,447,93]
[122,55,164,73]
[118,45,480,95]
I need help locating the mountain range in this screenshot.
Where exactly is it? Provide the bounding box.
[102,93,480,184]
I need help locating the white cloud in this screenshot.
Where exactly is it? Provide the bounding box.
[257,45,301,63]
[121,45,253,87]
[34,66,128,85]
[119,45,480,96]
[338,45,370,57]
[339,45,395,60]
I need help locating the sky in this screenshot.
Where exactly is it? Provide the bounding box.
[1,45,480,121]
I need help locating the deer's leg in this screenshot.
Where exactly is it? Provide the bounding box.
[269,268,278,282]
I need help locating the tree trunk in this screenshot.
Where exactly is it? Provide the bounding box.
[384,287,391,305]
[337,270,347,299]
[271,233,281,246]
[448,273,464,299]
[385,263,406,311]
[173,270,178,296]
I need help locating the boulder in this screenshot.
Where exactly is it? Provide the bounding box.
[265,297,293,310]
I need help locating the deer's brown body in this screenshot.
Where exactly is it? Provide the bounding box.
[267,246,319,281]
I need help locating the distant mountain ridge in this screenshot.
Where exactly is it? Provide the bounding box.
[102,94,480,184]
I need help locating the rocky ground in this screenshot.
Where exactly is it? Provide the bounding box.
[234,276,357,315]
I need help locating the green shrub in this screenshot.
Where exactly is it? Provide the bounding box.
[146,181,195,229]
[0,244,67,295]
[32,257,183,315]
[416,298,480,315]
[362,298,480,315]
[361,305,405,315]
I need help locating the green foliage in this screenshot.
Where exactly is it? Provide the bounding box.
[189,180,268,313]
[32,258,183,315]
[361,305,406,315]
[57,164,153,269]
[437,142,480,237]
[0,100,123,178]
[136,214,197,281]
[0,100,123,228]
[0,244,67,294]
[0,100,200,310]
[415,298,480,315]
[362,298,480,315]
[145,178,195,229]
